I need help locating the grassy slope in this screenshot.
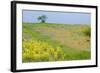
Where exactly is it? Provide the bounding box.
[22,23,91,62]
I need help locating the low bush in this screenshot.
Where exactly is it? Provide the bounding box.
[83,27,91,37]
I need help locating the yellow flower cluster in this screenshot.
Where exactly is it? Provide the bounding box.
[22,39,66,62]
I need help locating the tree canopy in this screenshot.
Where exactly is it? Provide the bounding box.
[37,15,47,23]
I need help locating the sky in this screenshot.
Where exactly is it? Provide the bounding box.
[22,10,91,24]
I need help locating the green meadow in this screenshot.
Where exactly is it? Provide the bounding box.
[22,23,91,62]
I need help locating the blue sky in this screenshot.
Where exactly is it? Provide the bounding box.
[22,10,91,24]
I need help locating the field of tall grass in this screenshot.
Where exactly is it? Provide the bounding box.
[22,23,91,63]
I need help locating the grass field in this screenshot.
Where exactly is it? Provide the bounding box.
[22,23,91,63]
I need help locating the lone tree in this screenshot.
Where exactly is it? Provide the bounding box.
[37,15,47,23]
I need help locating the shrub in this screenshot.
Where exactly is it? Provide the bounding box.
[83,27,91,37]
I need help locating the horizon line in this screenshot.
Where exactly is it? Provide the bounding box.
[22,22,90,25]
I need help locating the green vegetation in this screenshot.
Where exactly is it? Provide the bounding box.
[83,27,91,37]
[22,23,91,62]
